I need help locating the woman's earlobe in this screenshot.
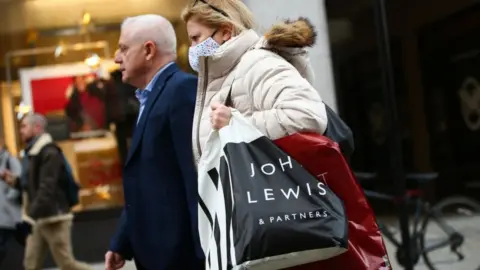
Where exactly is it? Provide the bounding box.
[221,26,233,41]
[222,33,232,43]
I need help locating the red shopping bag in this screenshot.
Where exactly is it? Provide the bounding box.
[274,133,391,270]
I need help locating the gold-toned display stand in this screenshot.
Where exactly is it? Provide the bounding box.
[59,134,124,212]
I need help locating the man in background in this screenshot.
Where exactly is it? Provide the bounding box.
[0,137,22,267]
[105,14,202,270]
[19,114,91,270]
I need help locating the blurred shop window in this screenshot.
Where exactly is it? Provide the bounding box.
[326,1,413,187]
[10,61,139,212]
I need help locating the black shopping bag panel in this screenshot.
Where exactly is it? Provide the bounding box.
[221,137,347,264]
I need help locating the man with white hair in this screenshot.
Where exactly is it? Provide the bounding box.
[105,15,202,270]
[18,113,91,270]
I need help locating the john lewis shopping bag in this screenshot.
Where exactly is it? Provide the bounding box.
[274,133,391,270]
[197,110,348,270]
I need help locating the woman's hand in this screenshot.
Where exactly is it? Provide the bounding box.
[210,102,232,129]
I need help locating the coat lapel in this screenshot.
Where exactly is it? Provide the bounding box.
[125,63,178,165]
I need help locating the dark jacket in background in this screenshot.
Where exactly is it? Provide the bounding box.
[109,70,139,136]
[65,81,106,132]
[20,133,72,225]
[110,70,138,120]
[107,71,139,165]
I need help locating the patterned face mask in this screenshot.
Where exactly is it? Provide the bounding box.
[188,37,221,72]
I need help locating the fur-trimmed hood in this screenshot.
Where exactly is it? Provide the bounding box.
[263,17,317,48]
[204,17,317,83]
[257,17,317,83]
[193,17,327,163]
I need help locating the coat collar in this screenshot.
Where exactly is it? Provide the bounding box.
[22,133,53,157]
[200,30,260,80]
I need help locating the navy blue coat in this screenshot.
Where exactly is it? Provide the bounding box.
[110,63,203,270]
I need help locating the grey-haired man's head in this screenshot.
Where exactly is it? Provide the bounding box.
[20,113,47,143]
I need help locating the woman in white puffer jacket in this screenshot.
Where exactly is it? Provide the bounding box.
[182,0,328,164]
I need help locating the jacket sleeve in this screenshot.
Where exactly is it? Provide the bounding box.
[5,156,22,201]
[110,208,134,260]
[3,155,22,188]
[28,147,63,219]
[243,54,328,140]
[168,75,204,260]
[8,155,22,178]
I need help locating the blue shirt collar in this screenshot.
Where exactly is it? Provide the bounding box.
[135,62,174,106]
[145,62,174,92]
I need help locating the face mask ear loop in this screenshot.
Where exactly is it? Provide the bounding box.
[210,29,228,46]
[210,29,218,38]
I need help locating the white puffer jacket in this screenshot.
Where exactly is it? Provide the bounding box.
[192,18,328,164]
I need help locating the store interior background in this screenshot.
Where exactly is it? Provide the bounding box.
[0,0,479,268]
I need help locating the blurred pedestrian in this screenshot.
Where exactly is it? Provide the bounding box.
[19,114,91,270]
[0,137,22,267]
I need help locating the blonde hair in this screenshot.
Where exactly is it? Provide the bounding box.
[181,0,255,36]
